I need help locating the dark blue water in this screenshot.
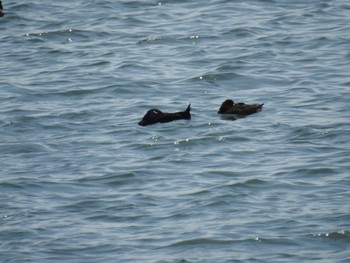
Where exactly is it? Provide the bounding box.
[1,1,350,262]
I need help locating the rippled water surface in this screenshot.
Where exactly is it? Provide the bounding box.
[1,1,350,262]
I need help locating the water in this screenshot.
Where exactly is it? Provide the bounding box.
[1,1,350,262]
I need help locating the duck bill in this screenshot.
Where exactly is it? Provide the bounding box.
[138,120,147,126]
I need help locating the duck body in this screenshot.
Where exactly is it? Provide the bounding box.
[138,104,191,126]
[218,99,263,116]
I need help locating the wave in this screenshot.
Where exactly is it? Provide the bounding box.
[25,28,111,42]
[0,142,54,155]
[77,172,138,186]
[312,230,350,239]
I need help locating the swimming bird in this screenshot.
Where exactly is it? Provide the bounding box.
[218,99,263,115]
[138,104,191,126]
[0,1,4,17]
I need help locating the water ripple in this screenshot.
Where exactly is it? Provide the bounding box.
[1,0,350,262]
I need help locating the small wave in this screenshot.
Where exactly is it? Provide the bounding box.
[162,235,295,249]
[25,28,74,39]
[85,214,143,223]
[0,143,54,155]
[224,27,257,38]
[137,36,167,45]
[225,178,269,189]
[77,172,138,186]
[192,72,246,82]
[0,182,25,190]
[154,259,191,263]
[25,29,110,43]
[312,230,350,239]
[291,167,336,177]
[164,238,235,248]
[50,87,108,97]
[137,33,203,44]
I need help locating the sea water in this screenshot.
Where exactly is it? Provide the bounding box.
[1,1,350,262]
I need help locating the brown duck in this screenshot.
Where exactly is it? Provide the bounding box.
[218,99,263,116]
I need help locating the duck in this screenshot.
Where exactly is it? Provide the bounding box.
[0,0,5,17]
[0,1,4,17]
[218,99,263,115]
[138,104,191,126]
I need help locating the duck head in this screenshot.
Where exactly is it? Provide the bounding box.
[218,99,234,113]
[138,109,163,126]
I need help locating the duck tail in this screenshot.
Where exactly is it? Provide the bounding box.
[183,103,191,119]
